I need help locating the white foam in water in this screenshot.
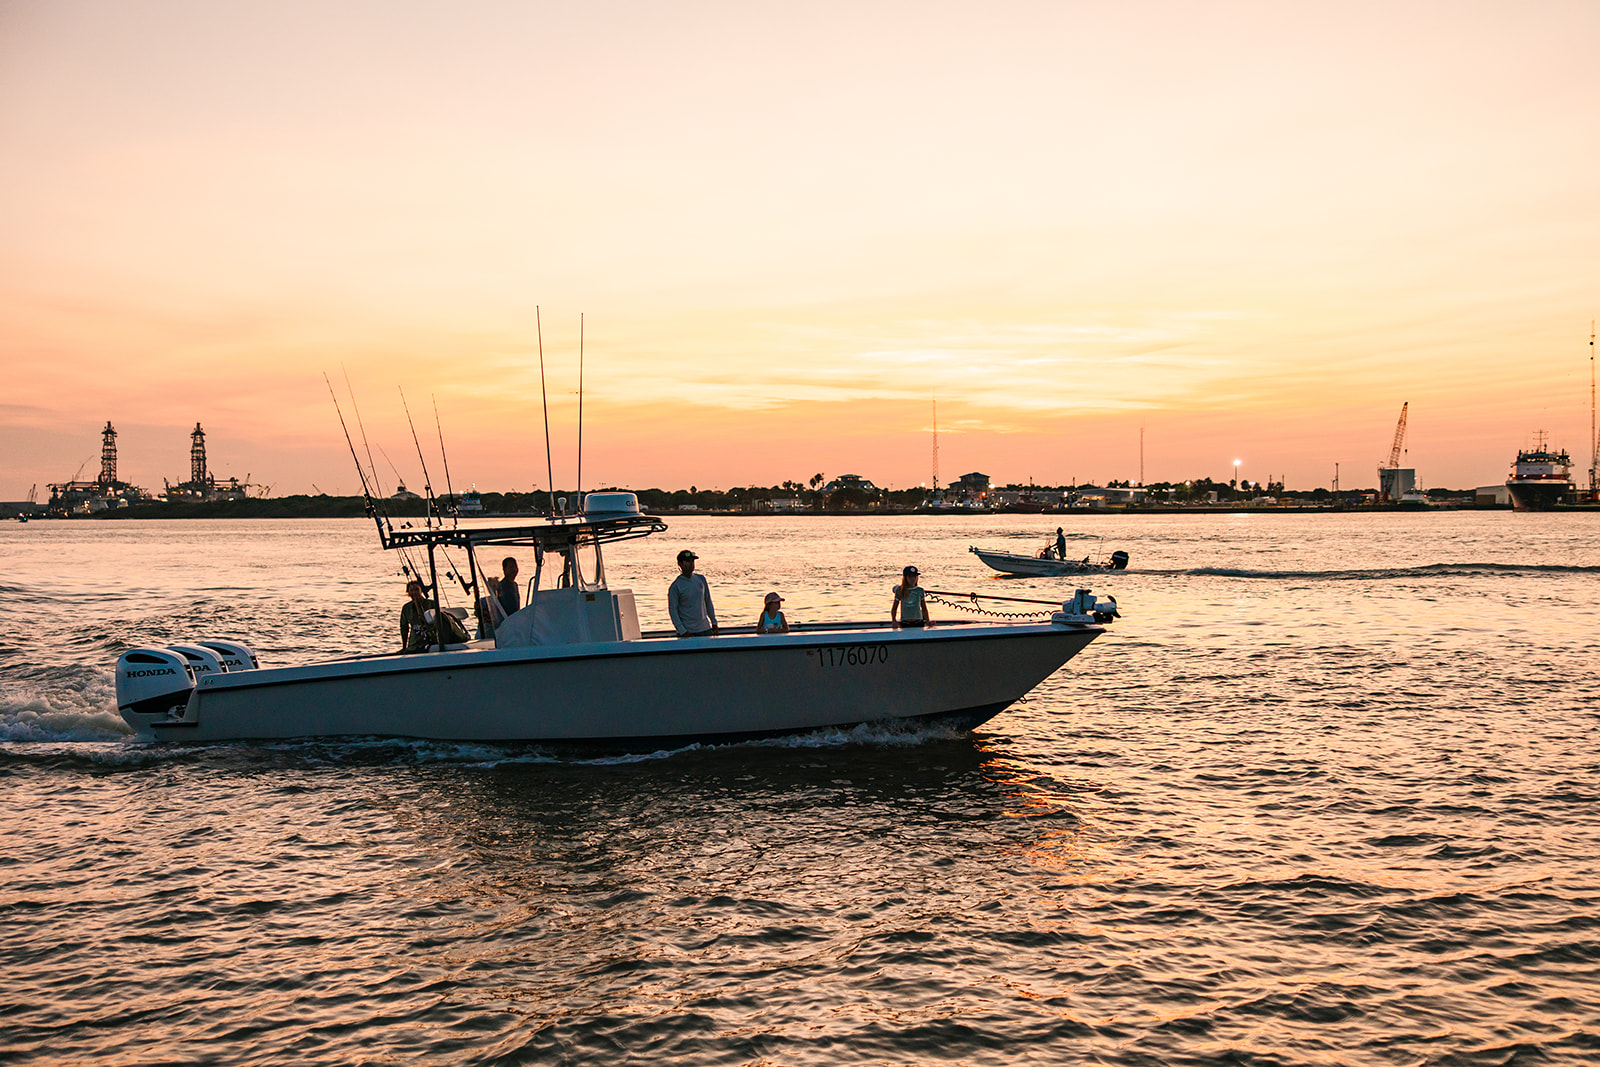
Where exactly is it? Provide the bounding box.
[0,675,131,742]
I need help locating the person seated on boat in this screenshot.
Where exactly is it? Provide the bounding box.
[1055,527,1067,560]
[756,592,789,634]
[483,557,520,618]
[668,549,719,637]
[400,580,469,652]
[892,565,931,628]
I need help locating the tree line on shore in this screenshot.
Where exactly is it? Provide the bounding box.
[87,475,1477,519]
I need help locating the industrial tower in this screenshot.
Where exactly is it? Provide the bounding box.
[191,423,208,486]
[98,422,117,488]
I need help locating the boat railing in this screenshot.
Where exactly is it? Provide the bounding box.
[636,618,1032,640]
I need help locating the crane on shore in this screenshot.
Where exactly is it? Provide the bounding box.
[1379,402,1408,502]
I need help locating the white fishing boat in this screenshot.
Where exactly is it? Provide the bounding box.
[970,544,1130,577]
[116,492,1121,744]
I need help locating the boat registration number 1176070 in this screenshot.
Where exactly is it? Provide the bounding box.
[808,644,889,668]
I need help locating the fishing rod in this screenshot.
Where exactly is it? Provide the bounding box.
[323,372,393,556]
[536,306,556,516]
[398,386,438,527]
[341,365,397,543]
[341,365,385,500]
[433,394,458,528]
[324,372,375,503]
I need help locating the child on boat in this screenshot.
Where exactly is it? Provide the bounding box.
[892,566,931,627]
[756,592,789,633]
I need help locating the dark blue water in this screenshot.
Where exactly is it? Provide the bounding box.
[3,514,1598,1065]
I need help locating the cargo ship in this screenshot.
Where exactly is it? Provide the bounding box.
[1505,433,1574,511]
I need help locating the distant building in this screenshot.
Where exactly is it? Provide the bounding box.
[952,472,990,502]
[1475,485,1511,506]
[1379,467,1416,502]
[822,474,880,494]
[391,483,422,501]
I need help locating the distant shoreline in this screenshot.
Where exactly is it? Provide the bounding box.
[14,502,1574,521]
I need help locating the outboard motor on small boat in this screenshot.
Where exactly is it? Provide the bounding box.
[115,648,197,723]
[197,639,259,672]
[1110,550,1130,570]
[1054,589,1120,626]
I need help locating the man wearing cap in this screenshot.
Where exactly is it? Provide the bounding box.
[892,565,931,627]
[668,549,719,637]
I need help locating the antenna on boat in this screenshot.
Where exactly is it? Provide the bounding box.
[537,305,556,516]
[576,313,584,511]
[433,394,459,528]
[1590,319,1596,500]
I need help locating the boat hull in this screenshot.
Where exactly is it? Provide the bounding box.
[970,548,1114,577]
[139,624,1102,744]
[1506,480,1572,511]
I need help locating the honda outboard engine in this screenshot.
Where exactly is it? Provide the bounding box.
[197,639,259,672]
[116,648,197,728]
[1110,550,1130,570]
[168,644,229,682]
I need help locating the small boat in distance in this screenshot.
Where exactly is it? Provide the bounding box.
[970,543,1130,577]
[1506,432,1574,511]
[115,492,1121,745]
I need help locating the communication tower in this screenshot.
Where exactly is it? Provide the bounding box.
[931,398,940,491]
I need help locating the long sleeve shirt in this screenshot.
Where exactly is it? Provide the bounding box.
[667,572,717,635]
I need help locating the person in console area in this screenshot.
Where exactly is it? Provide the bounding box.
[487,557,519,616]
[479,557,520,636]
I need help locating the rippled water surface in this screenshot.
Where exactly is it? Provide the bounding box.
[3,513,1598,1065]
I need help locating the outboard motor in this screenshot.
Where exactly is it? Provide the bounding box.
[1053,588,1121,626]
[197,639,259,672]
[1110,550,1130,570]
[169,644,229,682]
[116,648,197,727]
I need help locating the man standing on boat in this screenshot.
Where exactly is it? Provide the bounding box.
[1055,527,1067,561]
[668,549,719,637]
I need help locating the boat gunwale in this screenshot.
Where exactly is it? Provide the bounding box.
[192,621,1103,697]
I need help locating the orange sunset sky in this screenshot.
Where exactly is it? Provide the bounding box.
[2,0,1597,500]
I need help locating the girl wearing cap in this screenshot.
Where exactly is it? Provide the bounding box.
[756,592,789,634]
[892,566,931,627]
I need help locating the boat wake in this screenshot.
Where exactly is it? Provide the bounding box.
[1181,562,1600,581]
[0,667,130,743]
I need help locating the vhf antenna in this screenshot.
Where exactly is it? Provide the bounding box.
[537,305,556,516]
[585,313,592,508]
